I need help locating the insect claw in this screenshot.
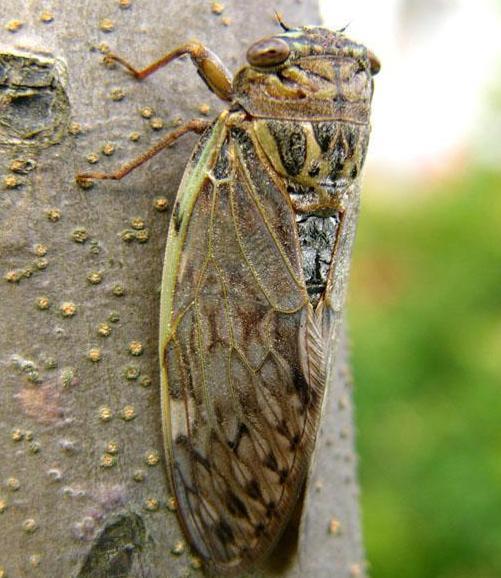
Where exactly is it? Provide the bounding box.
[102,53,139,77]
[102,54,117,70]
[75,174,95,189]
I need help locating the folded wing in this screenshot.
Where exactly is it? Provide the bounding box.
[161,117,328,575]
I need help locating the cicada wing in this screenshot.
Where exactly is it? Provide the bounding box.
[160,117,329,575]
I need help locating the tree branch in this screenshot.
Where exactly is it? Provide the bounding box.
[0,2,365,576]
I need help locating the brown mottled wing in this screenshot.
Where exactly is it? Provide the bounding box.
[162,119,325,575]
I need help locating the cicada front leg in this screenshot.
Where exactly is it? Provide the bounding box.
[104,41,233,101]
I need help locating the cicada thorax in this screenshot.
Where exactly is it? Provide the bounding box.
[251,118,370,306]
[232,29,375,310]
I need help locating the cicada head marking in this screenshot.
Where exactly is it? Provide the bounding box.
[233,26,380,123]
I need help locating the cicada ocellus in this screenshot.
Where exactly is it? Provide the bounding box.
[77,22,379,577]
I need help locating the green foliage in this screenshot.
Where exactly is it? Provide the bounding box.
[350,169,501,578]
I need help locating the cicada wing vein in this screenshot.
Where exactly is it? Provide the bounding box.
[160,117,331,575]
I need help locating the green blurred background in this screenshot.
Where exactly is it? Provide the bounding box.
[350,169,501,578]
[320,0,501,576]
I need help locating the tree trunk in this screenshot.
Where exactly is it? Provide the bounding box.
[0,1,365,576]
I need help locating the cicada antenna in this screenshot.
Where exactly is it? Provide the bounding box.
[337,22,351,33]
[274,10,291,31]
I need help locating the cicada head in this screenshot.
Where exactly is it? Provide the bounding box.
[233,26,380,123]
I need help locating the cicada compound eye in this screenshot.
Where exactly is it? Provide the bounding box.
[247,37,290,67]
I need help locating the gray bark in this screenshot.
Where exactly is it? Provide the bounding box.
[0,1,365,577]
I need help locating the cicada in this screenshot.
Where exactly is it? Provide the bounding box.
[77,22,379,577]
